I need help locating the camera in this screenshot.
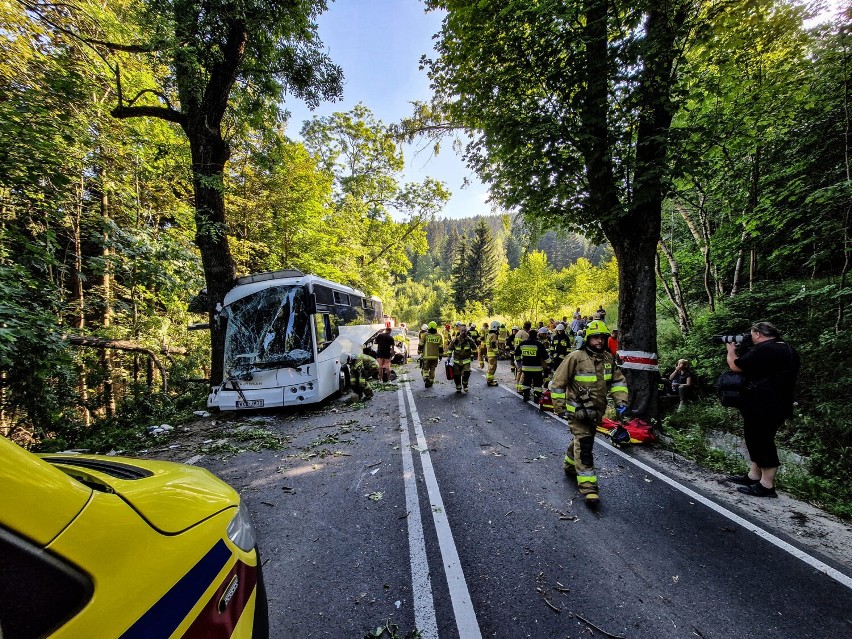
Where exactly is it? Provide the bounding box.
[712,332,753,354]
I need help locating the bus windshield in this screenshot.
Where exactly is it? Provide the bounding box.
[223,285,314,376]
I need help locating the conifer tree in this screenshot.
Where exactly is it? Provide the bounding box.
[466,220,498,308]
[450,238,470,311]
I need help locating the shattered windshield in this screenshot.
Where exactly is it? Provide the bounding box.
[223,285,314,376]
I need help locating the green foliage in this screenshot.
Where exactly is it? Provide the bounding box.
[301,105,449,294]
[659,279,852,518]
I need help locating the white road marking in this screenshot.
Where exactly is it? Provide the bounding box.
[472,368,852,590]
[183,454,204,465]
[403,378,483,639]
[396,386,439,639]
[596,435,852,591]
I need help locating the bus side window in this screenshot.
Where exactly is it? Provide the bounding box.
[315,314,334,352]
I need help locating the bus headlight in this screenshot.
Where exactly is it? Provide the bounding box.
[226,501,256,552]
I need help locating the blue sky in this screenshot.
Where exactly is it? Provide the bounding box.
[284,0,490,220]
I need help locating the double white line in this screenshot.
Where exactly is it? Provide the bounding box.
[397,376,482,639]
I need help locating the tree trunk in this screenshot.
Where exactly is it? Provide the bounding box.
[101,186,115,418]
[657,239,691,334]
[70,174,90,426]
[597,4,683,420]
[185,119,237,388]
[675,200,715,311]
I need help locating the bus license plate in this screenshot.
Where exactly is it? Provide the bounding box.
[235,399,264,408]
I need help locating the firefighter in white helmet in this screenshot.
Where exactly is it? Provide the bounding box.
[550,320,628,505]
[485,320,500,386]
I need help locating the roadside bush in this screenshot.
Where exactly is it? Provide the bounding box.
[659,280,852,518]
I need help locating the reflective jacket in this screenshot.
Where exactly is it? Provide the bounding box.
[486,331,499,357]
[550,333,572,361]
[498,326,508,344]
[550,347,628,418]
[448,335,478,365]
[422,330,444,360]
[417,330,427,353]
[516,337,551,372]
[351,354,378,378]
[468,327,480,344]
[442,329,453,349]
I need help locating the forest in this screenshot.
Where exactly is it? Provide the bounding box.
[0,1,849,515]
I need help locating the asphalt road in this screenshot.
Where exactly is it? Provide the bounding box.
[194,357,852,639]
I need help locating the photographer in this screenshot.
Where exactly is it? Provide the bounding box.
[725,321,800,498]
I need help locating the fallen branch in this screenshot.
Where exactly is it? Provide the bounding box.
[576,614,625,639]
[65,335,170,392]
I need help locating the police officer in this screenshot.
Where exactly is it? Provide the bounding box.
[550,320,628,504]
[419,321,444,388]
[485,321,500,386]
[447,324,478,393]
[517,326,551,402]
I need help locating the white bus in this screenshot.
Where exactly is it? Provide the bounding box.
[207,269,385,410]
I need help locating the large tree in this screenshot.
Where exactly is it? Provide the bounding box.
[422,0,697,416]
[22,0,344,386]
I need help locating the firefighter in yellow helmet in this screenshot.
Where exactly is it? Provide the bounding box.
[447,324,478,393]
[420,321,444,388]
[485,320,500,386]
[549,320,628,505]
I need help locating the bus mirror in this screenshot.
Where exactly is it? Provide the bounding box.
[306,292,317,314]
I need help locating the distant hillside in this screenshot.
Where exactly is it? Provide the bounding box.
[422,213,610,271]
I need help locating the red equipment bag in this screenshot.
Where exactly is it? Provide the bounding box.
[445,361,455,380]
[538,389,554,412]
[597,417,655,444]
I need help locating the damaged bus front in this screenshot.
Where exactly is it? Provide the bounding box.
[207,270,384,410]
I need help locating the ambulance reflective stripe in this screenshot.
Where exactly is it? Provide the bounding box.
[574,374,597,382]
[119,539,246,639]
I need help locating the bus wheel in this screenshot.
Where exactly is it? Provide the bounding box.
[335,367,350,398]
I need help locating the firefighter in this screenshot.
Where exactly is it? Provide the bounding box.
[478,322,489,368]
[420,321,444,388]
[497,323,508,357]
[549,320,628,504]
[485,321,500,386]
[506,326,520,374]
[549,323,572,373]
[468,323,481,353]
[512,328,528,390]
[442,323,453,350]
[349,353,378,400]
[416,324,428,367]
[517,327,551,402]
[447,324,478,393]
[418,323,428,348]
